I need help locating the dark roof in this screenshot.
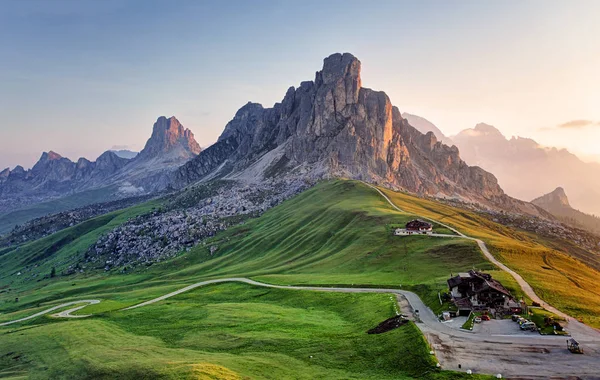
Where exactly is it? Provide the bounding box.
[406,220,433,230]
[447,275,462,289]
[484,279,512,297]
[470,271,513,297]
[453,297,472,309]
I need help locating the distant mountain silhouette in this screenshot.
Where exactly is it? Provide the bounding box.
[533,187,600,235]
[401,114,600,217]
[0,116,201,217]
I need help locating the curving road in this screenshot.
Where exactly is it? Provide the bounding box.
[2,277,599,378]
[0,300,100,326]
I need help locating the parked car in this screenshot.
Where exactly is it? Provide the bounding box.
[481,315,490,321]
[520,321,537,331]
[511,314,520,322]
[474,317,482,323]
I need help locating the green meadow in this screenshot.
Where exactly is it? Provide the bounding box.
[2,179,594,378]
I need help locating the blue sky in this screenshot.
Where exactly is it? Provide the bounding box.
[1,0,599,169]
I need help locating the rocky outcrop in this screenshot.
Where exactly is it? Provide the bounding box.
[110,150,138,159]
[0,168,9,183]
[532,187,571,209]
[174,52,527,212]
[402,112,454,146]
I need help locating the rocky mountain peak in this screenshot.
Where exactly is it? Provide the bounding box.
[11,165,25,174]
[138,116,201,160]
[320,53,361,87]
[76,157,92,168]
[532,187,571,209]
[401,113,454,146]
[175,52,530,213]
[39,151,64,162]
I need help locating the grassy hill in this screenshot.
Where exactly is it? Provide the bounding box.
[0,180,501,379]
[0,283,490,380]
[1,181,500,317]
[4,179,598,378]
[0,199,163,297]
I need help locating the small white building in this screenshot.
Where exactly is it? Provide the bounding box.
[394,228,432,236]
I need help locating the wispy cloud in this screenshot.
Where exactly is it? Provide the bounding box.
[558,119,597,129]
[539,119,600,132]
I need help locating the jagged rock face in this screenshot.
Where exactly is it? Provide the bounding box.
[532,187,600,235]
[94,151,129,175]
[450,121,600,216]
[138,116,201,161]
[0,168,9,183]
[175,52,512,209]
[110,149,138,159]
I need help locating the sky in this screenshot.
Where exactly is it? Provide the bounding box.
[1,0,599,169]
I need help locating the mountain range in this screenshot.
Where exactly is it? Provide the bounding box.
[4,52,592,232]
[402,114,600,217]
[0,116,201,216]
[174,53,543,216]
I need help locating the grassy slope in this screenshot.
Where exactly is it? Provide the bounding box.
[0,180,500,379]
[0,199,162,303]
[2,181,492,316]
[0,283,490,380]
[156,181,493,285]
[379,187,600,328]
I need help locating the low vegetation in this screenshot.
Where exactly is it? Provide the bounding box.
[529,308,567,335]
[461,313,475,331]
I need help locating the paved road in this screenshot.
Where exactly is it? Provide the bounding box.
[2,277,600,378]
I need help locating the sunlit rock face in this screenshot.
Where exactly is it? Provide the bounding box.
[138,116,201,161]
[175,52,536,213]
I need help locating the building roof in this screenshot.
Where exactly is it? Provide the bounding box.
[405,219,433,230]
[470,271,513,298]
[447,275,462,289]
[453,297,473,310]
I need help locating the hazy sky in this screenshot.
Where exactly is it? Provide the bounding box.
[1,0,599,169]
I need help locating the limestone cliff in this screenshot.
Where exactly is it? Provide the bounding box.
[175,53,525,211]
